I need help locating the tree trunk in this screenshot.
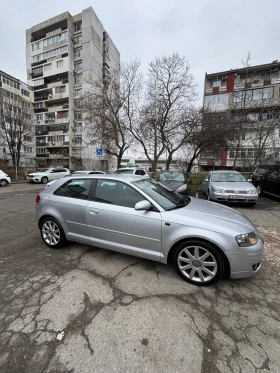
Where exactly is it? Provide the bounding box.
[151,159,157,173]
[165,155,172,170]
[117,154,122,169]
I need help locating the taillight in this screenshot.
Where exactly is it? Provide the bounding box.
[36,194,41,205]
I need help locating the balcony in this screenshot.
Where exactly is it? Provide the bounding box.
[32,72,43,79]
[36,154,49,158]
[31,59,47,67]
[56,117,69,124]
[35,96,48,102]
[49,153,69,159]
[33,83,47,91]
[34,107,47,113]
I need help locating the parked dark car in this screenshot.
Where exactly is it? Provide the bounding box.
[157,171,188,195]
[252,162,280,197]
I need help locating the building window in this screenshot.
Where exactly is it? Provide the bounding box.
[33,78,44,86]
[75,74,82,84]
[32,67,43,75]
[229,151,235,159]
[44,64,52,72]
[261,71,270,81]
[75,136,82,144]
[34,102,44,109]
[24,146,32,153]
[74,48,82,58]
[37,114,43,121]
[74,62,82,72]
[57,60,63,68]
[73,35,82,45]
[75,112,83,121]
[57,111,68,118]
[33,46,69,62]
[32,42,41,51]
[74,89,82,97]
[263,87,273,99]
[241,133,246,140]
[43,32,68,47]
[74,22,82,32]
[55,86,66,94]
[204,94,228,108]
[36,148,45,154]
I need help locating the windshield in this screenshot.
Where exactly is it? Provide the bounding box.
[212,173,246,182]
[114,169,134,174]
[158,172,185,182]
[133,179,190,211]
[40,168,52,173]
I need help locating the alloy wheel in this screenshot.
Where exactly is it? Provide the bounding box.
[177,245,218,283]
[42,220,61,246]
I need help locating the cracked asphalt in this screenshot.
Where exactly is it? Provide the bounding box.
[0,183,280,373]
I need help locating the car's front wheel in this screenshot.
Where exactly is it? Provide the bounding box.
[172,240,225,286]
[41,176,48,184]
[0,179,8,187]
[40,217,67,248]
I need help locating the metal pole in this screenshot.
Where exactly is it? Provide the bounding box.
[15,150,18,182]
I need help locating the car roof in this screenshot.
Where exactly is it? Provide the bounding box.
[210,170,240,174]
[116,167,144,170]
[64,174,148,182]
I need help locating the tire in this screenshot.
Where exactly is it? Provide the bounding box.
[172,239,225,286]
[41,176,48,184]
[40,217,67,249]
[202,190,206,195]
[0,179,8,187]
[255,183,263,196]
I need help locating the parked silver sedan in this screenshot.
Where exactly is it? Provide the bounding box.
[203,171,258,206]
[36,175,263,286]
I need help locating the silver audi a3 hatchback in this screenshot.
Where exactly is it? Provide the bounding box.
[36,175,264,286]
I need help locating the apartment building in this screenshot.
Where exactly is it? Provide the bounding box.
[201,61,280,170]
[26,7,120,169]
[0,70,36,167]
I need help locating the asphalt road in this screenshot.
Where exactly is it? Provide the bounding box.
[0,184,280,373]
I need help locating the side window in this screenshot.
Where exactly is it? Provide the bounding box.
[54,179,91,200]
[135,169,142,175]
[52,169,59,173]
[94,180,145,208]
[267,168,279,178]
[140,170,146,175]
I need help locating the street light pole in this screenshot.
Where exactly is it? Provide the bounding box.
[12,145,18,182]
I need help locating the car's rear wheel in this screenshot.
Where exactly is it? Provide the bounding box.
[0,179,8,187]
[41,176,48,184]
[255,183,263,196]
[40,217,67,248]
[172,240,225,286]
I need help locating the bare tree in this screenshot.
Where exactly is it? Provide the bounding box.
[184,109,233,173]
[128,53,198,172]
[0,90,34,171]
[82,61,141,168]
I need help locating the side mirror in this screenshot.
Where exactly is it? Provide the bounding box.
[247,178,252,183]
[50,171,54,173]
[135,200,152,211]
[204,179,209,182]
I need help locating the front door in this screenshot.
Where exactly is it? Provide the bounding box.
[86,179,162,260]
[263,166,280,195]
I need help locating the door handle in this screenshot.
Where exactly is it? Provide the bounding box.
[89,208,99,214]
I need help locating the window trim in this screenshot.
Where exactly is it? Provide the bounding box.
[53,178,93,201]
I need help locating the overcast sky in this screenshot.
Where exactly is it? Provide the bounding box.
[1,0,279,101]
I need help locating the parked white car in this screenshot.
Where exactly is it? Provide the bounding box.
[113,168,149,177]
[28,168,70,184]
[0,170,11,187]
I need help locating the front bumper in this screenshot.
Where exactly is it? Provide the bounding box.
[227,238,264,279]
[211,192,258,203]
[27,176,41,183]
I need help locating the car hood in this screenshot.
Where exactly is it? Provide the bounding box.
[158,180,186,191]
[211,181,255,190]
[164,197,257,235]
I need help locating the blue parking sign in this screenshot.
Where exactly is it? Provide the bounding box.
[96,148,103,156]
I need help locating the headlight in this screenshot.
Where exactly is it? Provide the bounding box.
[248,189,257,194]
[236,232,258,247]
[176,184,187,192]
[213,187,225,193]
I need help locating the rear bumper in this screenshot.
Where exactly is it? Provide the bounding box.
[227,239,264,279]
